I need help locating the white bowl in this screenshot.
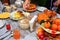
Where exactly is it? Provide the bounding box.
[10,11,20,20]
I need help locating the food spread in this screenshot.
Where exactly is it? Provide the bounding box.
[0,2,60,40]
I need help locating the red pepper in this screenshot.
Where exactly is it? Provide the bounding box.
[6,24,11,30]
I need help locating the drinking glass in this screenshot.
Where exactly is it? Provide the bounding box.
[13,29,20,40]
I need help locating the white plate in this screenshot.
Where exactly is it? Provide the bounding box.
[10,11,19,20]
[10,11,24,20]
[37,7,47,12]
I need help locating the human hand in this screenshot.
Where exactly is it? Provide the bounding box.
[23,0,30,10]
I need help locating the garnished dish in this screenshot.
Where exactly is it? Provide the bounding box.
[37,10,56,23]
[44,9,56,17]
[37,9,60,34]
[24,4,36,12]
[10,11,24,20]
[0,12,10,19]
[40,18,60,34]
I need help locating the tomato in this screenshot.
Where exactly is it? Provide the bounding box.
[44,22,50,29]
[51,24,57,31]
[58,22,60,26]
[57,25,60,31]
[53,18,60,25]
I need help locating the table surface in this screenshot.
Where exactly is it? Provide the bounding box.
[0,6,41,40]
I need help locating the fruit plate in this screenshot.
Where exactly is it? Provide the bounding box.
[40,23,60,34]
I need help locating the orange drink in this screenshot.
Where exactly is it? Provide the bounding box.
[13,29,20,40]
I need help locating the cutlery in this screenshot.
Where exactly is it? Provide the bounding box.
[0,31,11,40]
[3,32,13,40]
[0,30,9,37]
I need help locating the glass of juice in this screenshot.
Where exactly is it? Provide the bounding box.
[13,29,20,40]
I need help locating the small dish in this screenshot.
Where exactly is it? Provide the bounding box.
[37,7,47,12]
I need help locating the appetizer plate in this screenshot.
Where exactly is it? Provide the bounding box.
[10,11,24,20]
[37,7,47,12]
